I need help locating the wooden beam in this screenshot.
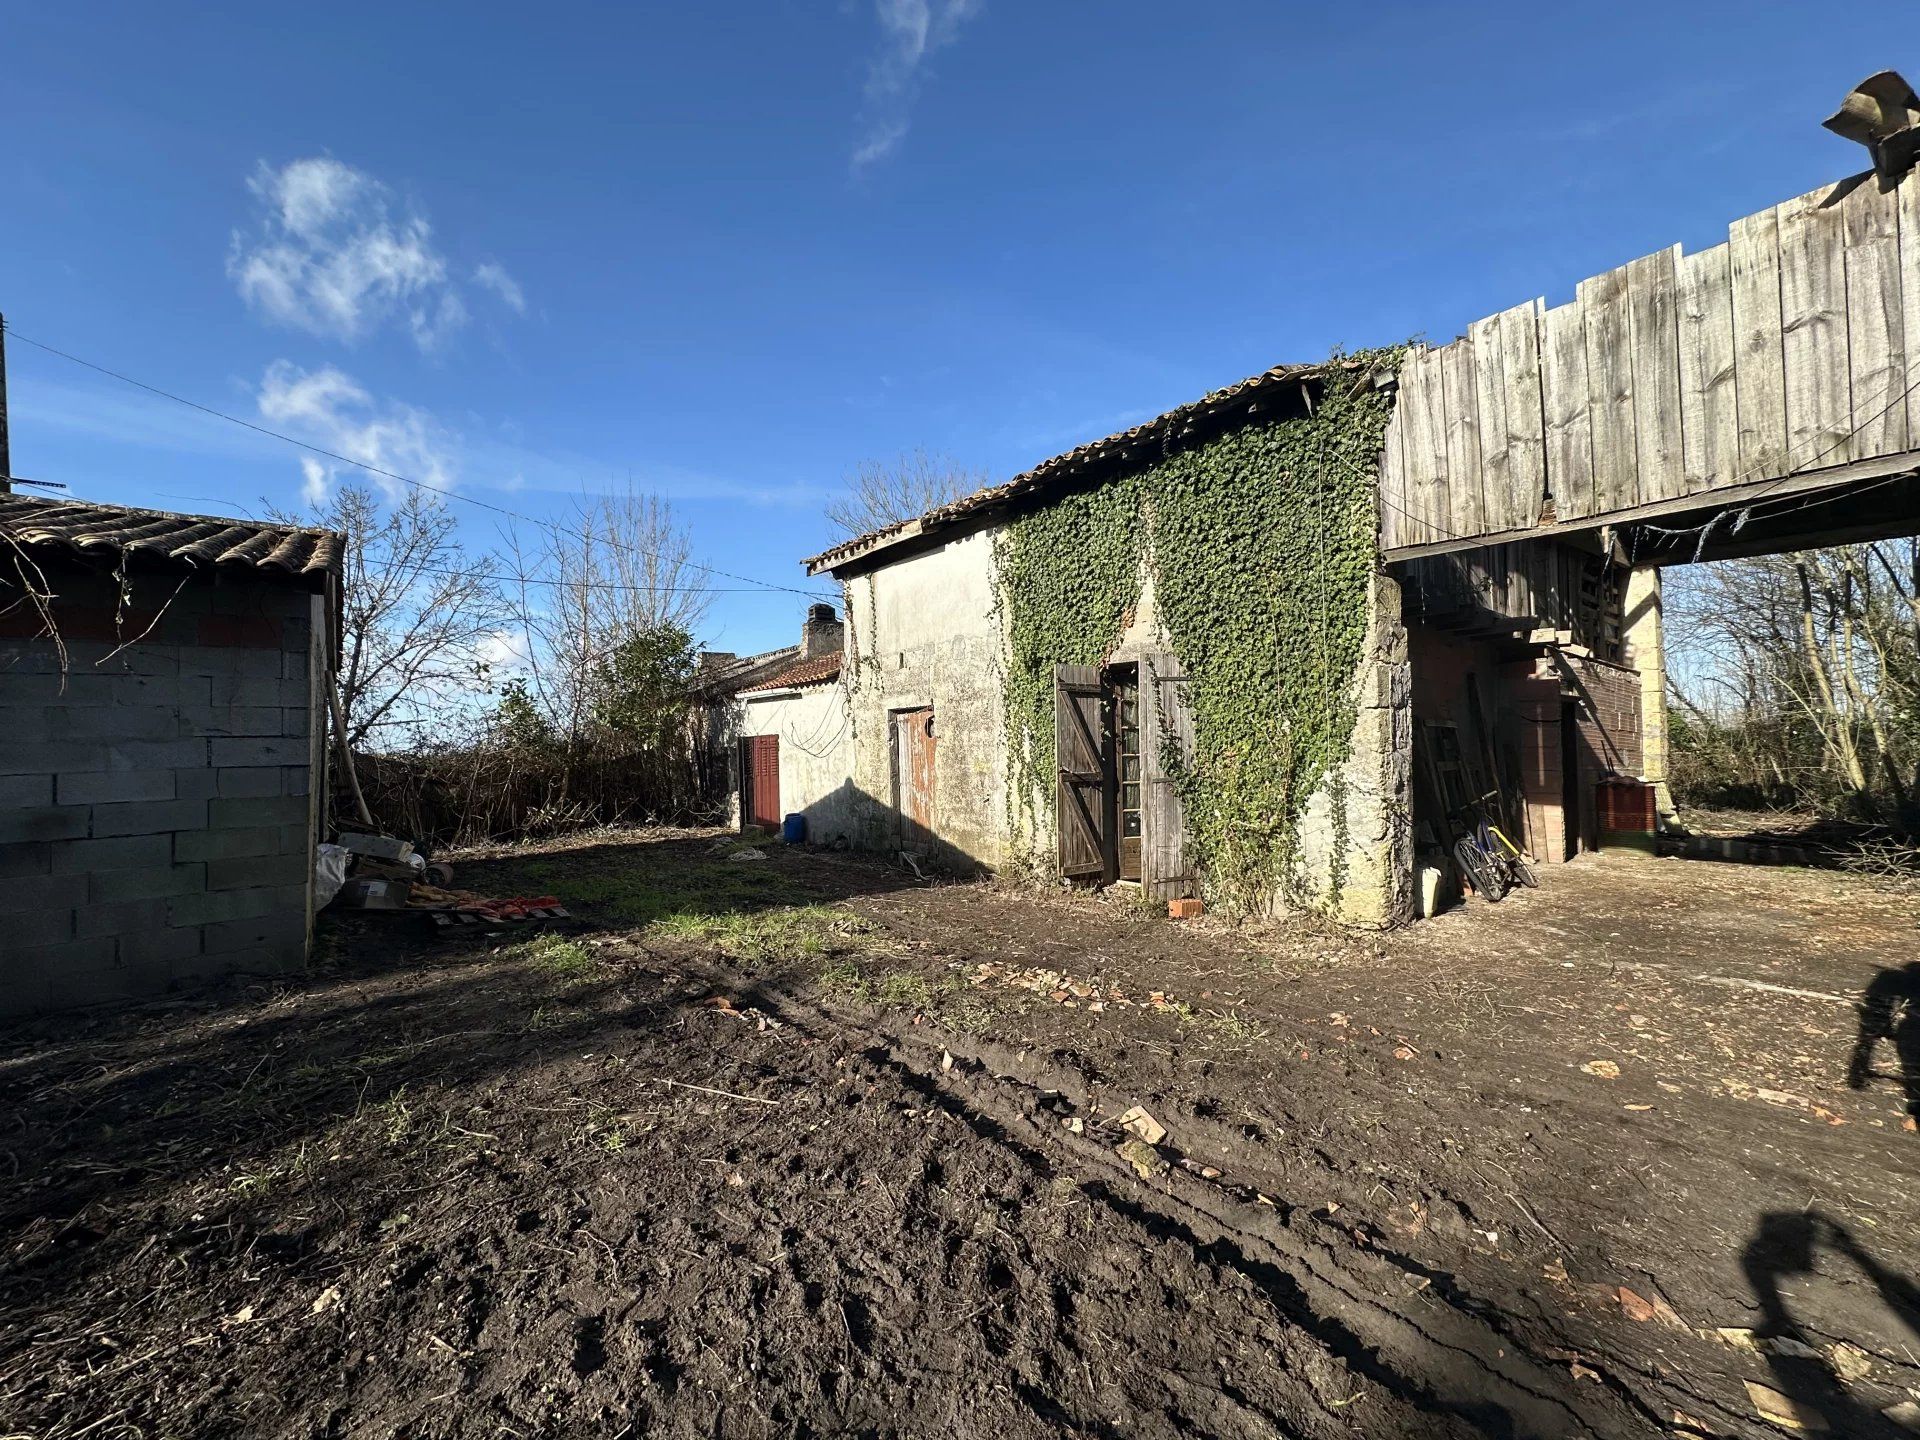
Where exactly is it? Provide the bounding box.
[1382,446,1920,563]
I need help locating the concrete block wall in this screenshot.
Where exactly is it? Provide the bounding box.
[0,564,324,1017]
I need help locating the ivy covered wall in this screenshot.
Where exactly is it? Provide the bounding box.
[993,352,1407,919]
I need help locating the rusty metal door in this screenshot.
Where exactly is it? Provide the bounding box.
[892,708,936,849]
[742,734,781,830]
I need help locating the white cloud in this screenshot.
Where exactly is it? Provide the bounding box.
[472,260,526,314]
[476,628,532,676]
[852,0,979,169]
[257,360,459,501]
[298,456,332,507]
[229,158,520,351]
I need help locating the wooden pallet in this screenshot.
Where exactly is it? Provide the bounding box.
[428,904,571,932]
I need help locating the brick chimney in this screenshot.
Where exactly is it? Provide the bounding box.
[800,603,843,659]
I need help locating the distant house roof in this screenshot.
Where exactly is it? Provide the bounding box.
[744,652,842,693]
[0,494,342,582]
[804,358,1375,575]
[692,643,802,698]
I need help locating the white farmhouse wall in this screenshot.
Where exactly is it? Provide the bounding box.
[842,525,1008,869]
[735,683,858,843]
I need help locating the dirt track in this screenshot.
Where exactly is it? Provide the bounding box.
[2,833,1916,1437]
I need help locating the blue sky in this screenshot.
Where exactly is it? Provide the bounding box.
[0,3,1900,655]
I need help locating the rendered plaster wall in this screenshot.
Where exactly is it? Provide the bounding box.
[839,524,1008,870]
[1622,566,1673,818]
[734,683,859,844]
[838,533,1410,923]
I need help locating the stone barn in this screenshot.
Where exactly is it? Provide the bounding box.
[0,494,340,1015]
[803,360,1412,921]
[739,122,1920,929]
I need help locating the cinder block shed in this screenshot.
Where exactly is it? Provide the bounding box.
[0,494,341,1016]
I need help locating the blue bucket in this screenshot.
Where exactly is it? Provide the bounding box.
[781,812,807,845]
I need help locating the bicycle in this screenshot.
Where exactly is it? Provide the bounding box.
[1449,790,1538,902]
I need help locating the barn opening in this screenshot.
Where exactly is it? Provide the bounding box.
[1381,141,1920,915]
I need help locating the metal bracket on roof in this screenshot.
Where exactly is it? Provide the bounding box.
[1824,69,1920,185]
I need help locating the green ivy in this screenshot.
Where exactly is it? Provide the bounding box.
[993,349,1402,914]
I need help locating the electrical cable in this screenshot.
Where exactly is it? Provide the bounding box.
[1,321,839,602]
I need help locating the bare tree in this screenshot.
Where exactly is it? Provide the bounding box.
[281,482,508,750]
[1664,538,1919,817]
[825,449,985,537]
[501,485,711,746]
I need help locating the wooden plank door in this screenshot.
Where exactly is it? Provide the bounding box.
[1140,652,1197,900]
[1110,671,1142,881]
[1054,665,1108,881]
[742,734,780,830]
[892,707,936,850]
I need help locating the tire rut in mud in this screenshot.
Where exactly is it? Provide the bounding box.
[726,959,1778,1440]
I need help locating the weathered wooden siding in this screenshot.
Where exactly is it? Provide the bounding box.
[1381,170,1918,551]
[1399,540,1623,660]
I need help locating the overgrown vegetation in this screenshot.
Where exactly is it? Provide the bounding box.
[994,352,1401,913]
[1666,540,1918,828]
[294,479,723,843]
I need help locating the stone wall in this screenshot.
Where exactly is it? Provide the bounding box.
[1289,570,1412,927]
[0,564,325,1016]
[831,530,1412,921]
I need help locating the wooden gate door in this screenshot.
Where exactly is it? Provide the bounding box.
[892,708,936,849]
[1054,664,1109,881]
[742,734,781,830]
[1139,652,1197,899]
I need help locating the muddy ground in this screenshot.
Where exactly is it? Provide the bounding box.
[2,831,1917,1438]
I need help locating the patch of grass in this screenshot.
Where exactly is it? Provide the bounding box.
[939,994,996,1034]
[504,933,596,975]
[370,1089,413,1146]
[1205,1009,1273,1047]
[228,1141,318,1197]
[493,848,878,968]
[654,903,861,962]
[817,956,962,1013]
[876,971,937,1007]
[818,956,868,998]
[509,854,806,920]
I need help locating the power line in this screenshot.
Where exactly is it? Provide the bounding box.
[410,559,813,596]
[2,322,838,602]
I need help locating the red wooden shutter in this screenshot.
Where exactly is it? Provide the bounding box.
[745,735,781,829]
